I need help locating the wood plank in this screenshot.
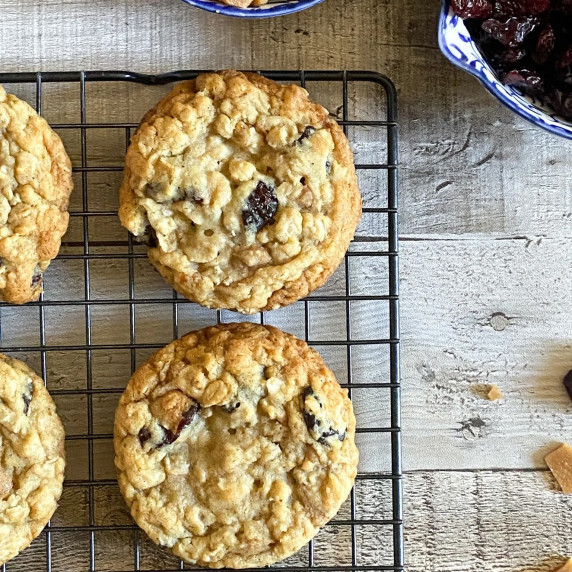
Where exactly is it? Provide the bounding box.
[6,468,572,572]
[400,236,572,471]
[405,470,572,572]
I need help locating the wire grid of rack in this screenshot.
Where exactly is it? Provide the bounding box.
[0,70,402,572]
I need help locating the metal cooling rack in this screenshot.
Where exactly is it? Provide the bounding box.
[0,70,402,572]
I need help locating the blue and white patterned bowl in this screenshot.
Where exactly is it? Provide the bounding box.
[438,0,572,139]
[181,0,325,18]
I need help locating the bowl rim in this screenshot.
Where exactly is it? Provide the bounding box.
[180,0,325,18]
[438,0,572,140]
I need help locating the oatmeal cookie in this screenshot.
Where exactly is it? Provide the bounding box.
[0,353,66,566]
[0,86,73,304]
[114,323,358,568]
[119,71,361,314]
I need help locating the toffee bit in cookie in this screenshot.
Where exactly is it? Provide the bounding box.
[242,181,278,233]
[545,443,572,494]
[297,126,316,144]
[138,427,152,446]
[160,404,200,446]
[222,402,241,413]
[563,370,572,401]
[22,381,33,415]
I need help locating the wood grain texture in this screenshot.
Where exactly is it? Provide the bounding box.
[405,470,572,572]
[0,0,571,570]
[401,237,572,471]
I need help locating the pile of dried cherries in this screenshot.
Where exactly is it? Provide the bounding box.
[451,0,572,120]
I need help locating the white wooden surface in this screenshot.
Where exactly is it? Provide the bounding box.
[1,0,572,571]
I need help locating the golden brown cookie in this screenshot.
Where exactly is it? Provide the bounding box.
[0,86,73,304]
[0,353,66,566]
[119,71,361,314]
[114,323,358,568]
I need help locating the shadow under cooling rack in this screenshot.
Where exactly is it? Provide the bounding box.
[0,70,402,572]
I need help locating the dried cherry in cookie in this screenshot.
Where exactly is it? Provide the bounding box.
[301,386,348,446]
[242,181,278,232]
[297,125,316,144]
[118,71,362,314]
[114,323,358,569]
[159,403,200,446]
[138,426,152,446]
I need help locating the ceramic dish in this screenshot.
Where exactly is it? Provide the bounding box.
[438,0,572,140]
[181,0,325,18]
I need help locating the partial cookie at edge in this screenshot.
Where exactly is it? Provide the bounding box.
[0,85,73,304]
[0,353,66,566]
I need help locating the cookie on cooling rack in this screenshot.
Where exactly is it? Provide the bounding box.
[0,353,66,566]
[119,70,361,314]
[0,85,73,304]
[114,322,358,569]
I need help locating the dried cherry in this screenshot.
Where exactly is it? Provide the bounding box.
[138,427,151,446]
[451,0,572,121]
[31,266,43,288]
[160,404,200,446]
[297,126,316,144]
[242,181,278,232]
[451,0,492,19]
[301,387,347,447]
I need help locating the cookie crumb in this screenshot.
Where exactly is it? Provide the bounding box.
[486,385,503,401]
[545,444,572,493]
[555,559,572,572]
